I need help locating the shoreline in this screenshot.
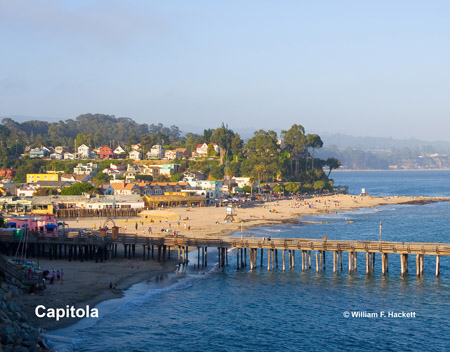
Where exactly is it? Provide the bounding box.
[15,194,450,333]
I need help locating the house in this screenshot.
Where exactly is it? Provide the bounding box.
[49,153,63,160]
[183,171,205,181]
[55,146,68,154]
[27,173,60,183]
[29,147,49,159]
[142,165,161,177]
[0,169,16,179]
[63,152,75,160]
[99,146,114,159]
[128,150,142,161]
[164,150,178,160]
[192,143,220,158]
[36,181,73,191]
[60,174,92,183]
[16,187,37,198]
[102,163,126,179]
[113,146,126,158]
[165,148,189,160]
[160,163,180,176]
[131,144,141,151]
[146,145,165,159]
[77,144,91,159]
[110,181,140,195]
[30,194,144,211]
[187,180,223,198]
[73,162,98,175]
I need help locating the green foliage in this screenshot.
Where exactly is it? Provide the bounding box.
[313,180,327,191]
[92,172,110,186]
[210,124,235,164]
[33,187,58,196]
[154,174,170,182]
[325,157,341,176]
[242,185,252,194]
[206,144,217,156]
[60,182,95,195]
[170,173,184,182]
[209,165,224,180]
[272,184,285,194]
[285,182,300,194]
[135,174,153,182]
[243,129,280,183]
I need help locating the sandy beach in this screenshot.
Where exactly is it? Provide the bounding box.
[64,194,450,239]
[15,194,450,331]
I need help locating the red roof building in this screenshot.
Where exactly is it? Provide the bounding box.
[99,146,114,159]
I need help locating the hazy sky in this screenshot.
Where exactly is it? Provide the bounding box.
[1,1,450,140]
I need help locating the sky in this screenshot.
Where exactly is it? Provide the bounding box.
[1,0,450,141]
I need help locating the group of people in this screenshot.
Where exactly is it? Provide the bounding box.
[42,268,64,285]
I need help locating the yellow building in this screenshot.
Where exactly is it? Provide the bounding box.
[26,173,60,183]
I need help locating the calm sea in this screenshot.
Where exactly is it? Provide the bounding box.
[48,171,450,351]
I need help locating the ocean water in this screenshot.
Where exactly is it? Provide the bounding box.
[48,171,450,351]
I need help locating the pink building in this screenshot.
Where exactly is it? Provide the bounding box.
[6,214,58,237]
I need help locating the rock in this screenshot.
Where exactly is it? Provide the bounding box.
[7,302,20,313]
[12,345,29,352]
[1,282,7,291]
[22,339,36,348]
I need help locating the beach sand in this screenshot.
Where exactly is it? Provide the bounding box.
[15,194,448,331]
[18,253,177,331]
[64,194,449,239]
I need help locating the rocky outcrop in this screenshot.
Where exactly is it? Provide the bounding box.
[0,270,47,351]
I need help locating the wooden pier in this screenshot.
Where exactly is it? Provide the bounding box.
[1,233,450,277]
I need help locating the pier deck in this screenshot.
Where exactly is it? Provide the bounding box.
[1,233,449,277]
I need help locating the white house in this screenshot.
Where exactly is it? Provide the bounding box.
[128,150,142,161]
[77,144,91,159]
[114,146,126,157]
[73,162,98,175]
[192,143,220,157]
[49,153,63,160]
[187,180,223,198]
[147,145,165,159]
[63,152,75,160]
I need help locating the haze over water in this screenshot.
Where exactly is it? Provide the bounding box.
[50,171,450,351]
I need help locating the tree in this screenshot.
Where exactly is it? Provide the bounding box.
[209,165,224,180]
[306,134,323,170]
[154,174,170,182]
[60,183,95,195]
[136,174,153,182]
[231,133,243,161]
[203,129,214,143]
[75,133,91,149]
[207,144,217,156]
[210,124,235,165]
[281,124,306,178]
[285,182,300,194]
[273,184,285,195]
[326,158,341,177]
[170,173,184,182]
[243,130,280,184]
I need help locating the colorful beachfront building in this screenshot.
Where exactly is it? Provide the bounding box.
[5,214,58,237]
[26,173,60,183]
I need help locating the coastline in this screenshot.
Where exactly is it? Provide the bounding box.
[16,194,450,333]
[17,255,178,331]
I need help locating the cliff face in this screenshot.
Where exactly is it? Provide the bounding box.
[0,270,46,352]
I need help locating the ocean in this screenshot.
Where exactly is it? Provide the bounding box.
[47,170,450,351]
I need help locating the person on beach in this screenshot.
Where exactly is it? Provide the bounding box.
[124,225,127,232]
[60,269,64,284]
